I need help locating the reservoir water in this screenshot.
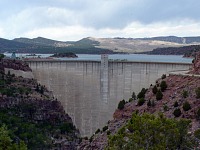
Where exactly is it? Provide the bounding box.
[5,53,193,63]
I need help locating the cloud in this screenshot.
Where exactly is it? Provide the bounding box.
[17,19,200,41]
[0,0,200,40]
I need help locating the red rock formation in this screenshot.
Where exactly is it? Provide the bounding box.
[189,52,200,74]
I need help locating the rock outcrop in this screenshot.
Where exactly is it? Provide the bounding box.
[189,53,200,74]
[0,58,80,149]
[0,58,31,71]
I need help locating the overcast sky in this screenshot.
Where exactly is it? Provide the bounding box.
[0,0,200,41]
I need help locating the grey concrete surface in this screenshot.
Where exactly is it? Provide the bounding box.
[25,60,191,137]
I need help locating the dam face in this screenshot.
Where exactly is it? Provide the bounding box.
[26,59,191,137]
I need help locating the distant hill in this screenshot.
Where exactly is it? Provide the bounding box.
[139,45,200,57]
[0,37,114,54]
[138,36,200,44]
[14,37,73,47]
[1,36,200,54]
[89,36,200,53]
[0,38,33,50]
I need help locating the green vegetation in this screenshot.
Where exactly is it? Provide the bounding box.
[118,100,125,110]
[102,126,108,132]
[163,104,169,111]
[174,101,179,107]
[128,98,133,102]
[95,129,100,134]
[106,113,196,149]
[0,107,76,149]
[147,99,151,107]
[107,130,111,135]
[183,101,191,111]
[197,108,200,119]
[161,74,166,79]
[182,90,188,98]
[0,54,5,60]
[137,88,147,99]
[195,87,200,98]
[173,108,182,117]
[156,90,163,100]
[0,37,117,54]
[0,124,27,150]
[0,66,79,149]
[137,98,145,106]
[194,129,200,139]
[152,85,158,94]
[131,92,136,100]
[160,80,167,92]
[151,100,155,107]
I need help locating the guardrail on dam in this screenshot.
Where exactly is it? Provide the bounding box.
[25,58,192,137]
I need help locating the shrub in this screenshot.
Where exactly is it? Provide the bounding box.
[182,90,188,98]
[103,125,108,132]
[89,136,93,143]
[161,74,166,79]
[128,98,133,102]
[118,100,125,110]
[132,92,136,100]
[192,59,195,63]
[137,88,147,99]
[197,108,200,119]
[107,130,111,135]
[152,85,158,94]
[183,101,191,111]
[95,129,100,134]
[138,98,145,106]
[163,104,168,111]
[160,81,167,92]
[174,101,179,107]
[156,90,163,100]
[147,99,151,107]
[151,100,155,107]
[7,71,10,76]
[196,87,200,98]
[194,129,200,139]
[173,108,181,117]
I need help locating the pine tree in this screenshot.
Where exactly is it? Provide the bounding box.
[183,101,191,111]
[147,99,151,107]
[156,90,163,100]
[118,100,125,110]
[152,85,158,94]
[160,81,167,92]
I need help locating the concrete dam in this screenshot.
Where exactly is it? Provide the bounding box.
[25,56,191,137]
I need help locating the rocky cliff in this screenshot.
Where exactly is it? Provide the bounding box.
[0,58,80,149]
[189,53,200,74]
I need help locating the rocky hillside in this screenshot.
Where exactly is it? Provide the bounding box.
[0,37,114,54]
[78,55,200,149]
[90,37,189,53]
[0,58,80,149]
[139,44,200,56]
[189,53,200,74]
[138,36,200,44]
[1,36,200,54]
[14,37,73,47]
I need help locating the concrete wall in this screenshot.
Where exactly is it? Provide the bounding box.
[26,60,191,137]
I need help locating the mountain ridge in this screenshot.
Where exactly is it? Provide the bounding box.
[1,36,200,54]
